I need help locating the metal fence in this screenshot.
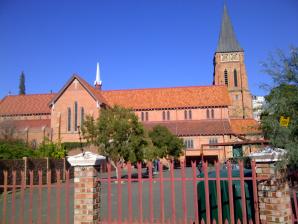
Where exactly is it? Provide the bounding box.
[98,160,264,224]
[0,160,297,224]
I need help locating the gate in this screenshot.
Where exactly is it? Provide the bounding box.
[98,160,265,224]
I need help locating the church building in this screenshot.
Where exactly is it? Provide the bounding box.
[0,5,263,163]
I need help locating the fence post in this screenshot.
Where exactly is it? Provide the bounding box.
[250,148,292,224]
[23,157,27,185]
[67,151,105,224]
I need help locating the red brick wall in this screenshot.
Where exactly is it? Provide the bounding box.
[214,52,253,119]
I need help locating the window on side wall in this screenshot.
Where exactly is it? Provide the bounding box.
[209,138,218,148]
[189,110,192,119]
[162,111,166,120]
[206,109,210,119]
[145,112,149,121]
[185,110,192,120]
[141,112,144,121]
[184,139,194,149]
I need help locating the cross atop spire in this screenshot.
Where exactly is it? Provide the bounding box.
[94,62,102,89]
[216,4,243,53]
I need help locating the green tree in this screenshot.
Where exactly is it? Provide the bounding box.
[19,71,26,95]
[81,106,150,176]
[149,125,184,160]
[261,46,298,167]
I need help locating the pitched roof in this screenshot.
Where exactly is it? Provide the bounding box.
[216,4,243,53]
[102,85,231,110]
[0,94,55,116]
[143,120,233,136]
[230,119,261,135]
[50,74,107,106]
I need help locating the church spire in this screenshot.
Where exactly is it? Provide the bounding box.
[216,4,243,53]
[94,62,102,89]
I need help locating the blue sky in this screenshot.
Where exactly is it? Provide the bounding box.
[0,0,298,99]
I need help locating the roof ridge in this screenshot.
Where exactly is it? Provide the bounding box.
[102,84,227,92]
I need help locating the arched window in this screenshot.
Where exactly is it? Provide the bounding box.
[67,107,71,132]
[81,107,84,126]
[167,111,170,120]
[211,109,214,119]
[184,110,187,119]
[141,112,144,121]
[162,111,166,120]
[74,101,78,131]
[206,109,210,119]
[189,110,192,119]
[224,69,228,86]
[145,112,149,121]
[234,69,238,87]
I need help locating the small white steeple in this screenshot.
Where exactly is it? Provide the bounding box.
[94,62,102,89]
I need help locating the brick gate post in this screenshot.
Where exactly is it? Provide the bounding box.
[250,147,292,224]
[67,151,106,224]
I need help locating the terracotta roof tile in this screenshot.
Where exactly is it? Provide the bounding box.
[0,94,55,116]
[101,85,231,110]
[143,119,233,136]
[230,119,261,135]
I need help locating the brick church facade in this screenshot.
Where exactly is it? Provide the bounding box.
[0,5,263,162]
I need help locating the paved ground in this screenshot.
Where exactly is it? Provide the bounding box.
[0,167,200,223]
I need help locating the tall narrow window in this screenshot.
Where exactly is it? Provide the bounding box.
[189,110,192,120]
[141,112,144,121]
[145,112,149,121]
[234,69,238,87]
[81,107,85,126]
[184,110,187,119]
[224,69,228,86]
[74,101,78,131]
[67,107,71,132]
[207,109,210,119]
[167,111,170,120]
[211,109,214,119]
[162,111,166,120]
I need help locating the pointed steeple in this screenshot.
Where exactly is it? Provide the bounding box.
[94,62,102,89]
[216,4,243,53]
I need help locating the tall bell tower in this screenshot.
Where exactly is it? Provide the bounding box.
[213,5,253,119]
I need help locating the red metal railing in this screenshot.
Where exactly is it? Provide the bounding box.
[0,169,72,224]
[293,191,298,224]
[0,161,297,224]
[98,160,266,224]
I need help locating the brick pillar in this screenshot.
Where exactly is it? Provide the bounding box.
[68,151,106,224]
[256,162,292,224]
[74,166,100,224]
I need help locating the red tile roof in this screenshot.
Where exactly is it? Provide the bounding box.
[102,85,231,110]
[0,94,55,116]
[143,119,233,136]
[230,119,261,135]
[0,75,231,116]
